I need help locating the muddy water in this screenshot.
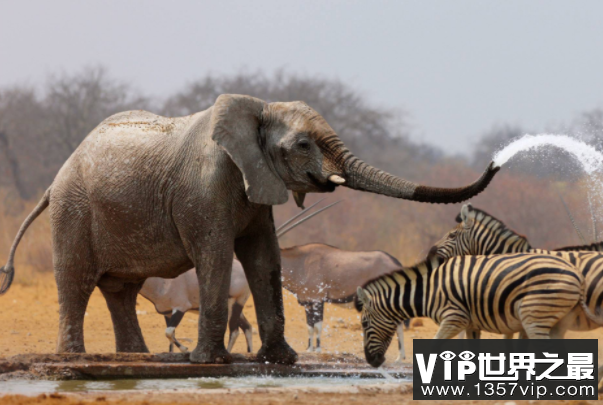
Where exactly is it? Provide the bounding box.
[0,376,409,395]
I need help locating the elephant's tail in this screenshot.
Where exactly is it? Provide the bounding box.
[0,187,51,295]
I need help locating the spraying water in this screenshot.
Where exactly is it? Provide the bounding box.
[493,134,603,173]
[492,134,603,241]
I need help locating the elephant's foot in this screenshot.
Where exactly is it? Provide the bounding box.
[394,354,406,363]
[190,345,232,364]
[306,346,315,353]
[257,341,298,365]
[315,347,322,354]
[116,340,150,353]
[116,330,149,353]
[56,340,86,354]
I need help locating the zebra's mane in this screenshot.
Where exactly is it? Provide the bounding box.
[554,241,603,252]
[360,247,438,290]
[456,207,530,245]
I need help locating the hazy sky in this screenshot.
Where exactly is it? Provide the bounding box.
[1,1,602,154]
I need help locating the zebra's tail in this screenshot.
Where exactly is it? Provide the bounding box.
[580,294,603,326]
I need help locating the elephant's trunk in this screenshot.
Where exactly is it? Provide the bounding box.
[322,137,500,204]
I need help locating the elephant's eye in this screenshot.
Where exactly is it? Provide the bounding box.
[297,139,311,150]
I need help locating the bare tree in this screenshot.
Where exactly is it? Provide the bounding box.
[572,108,603,151]
[45,66,149,159]
[163,70,440,178]
[0,86,51,199]
[0,67,148,199]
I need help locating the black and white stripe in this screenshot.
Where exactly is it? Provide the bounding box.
[356,252,583,367]
[435,204,603,332]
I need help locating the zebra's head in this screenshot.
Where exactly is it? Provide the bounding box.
[435,204,531,259]
[355,285,399,367]
[434,204,478,259]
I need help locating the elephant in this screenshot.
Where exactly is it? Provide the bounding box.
[0,94,499,365]
[138,200,337,355]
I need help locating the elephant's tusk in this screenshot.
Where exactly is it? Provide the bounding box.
[328,175,346,185]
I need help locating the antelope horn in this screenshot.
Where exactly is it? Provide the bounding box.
[275,198,327,233]
[277,200,342,238]
[558,191,586,245]
[587,192,598,242]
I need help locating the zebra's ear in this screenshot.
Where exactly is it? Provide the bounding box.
[427,246,444,266]
[355,287,368,311]
[460,204,475,228]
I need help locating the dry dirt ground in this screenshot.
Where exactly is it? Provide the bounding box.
[1,275,603,405]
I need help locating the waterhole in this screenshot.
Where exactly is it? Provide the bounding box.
[0,375,409,395]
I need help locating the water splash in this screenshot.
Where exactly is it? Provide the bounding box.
[492,134,603,242]
[493,134,603,174]
[377,367,397,382]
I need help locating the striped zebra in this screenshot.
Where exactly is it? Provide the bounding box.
[355,251,585,367]
[435,204,603,333]
[436,204,602,258]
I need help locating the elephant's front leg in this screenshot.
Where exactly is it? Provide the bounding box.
[235,212,297,365]
[188,239,234,364]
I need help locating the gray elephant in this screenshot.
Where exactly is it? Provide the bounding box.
[0,94,499,364]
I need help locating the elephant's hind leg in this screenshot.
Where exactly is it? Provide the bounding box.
[99,281,149,353]
[55,271,96,353]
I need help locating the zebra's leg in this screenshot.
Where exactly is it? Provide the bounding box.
[227,299,243,353]
[433,316,469,339]
[238,313,253,353]
[549,312,575,339]
[464,328,481,339]
[521,308,573,339]
[165,310,188,352]
[394,324,406,362]
[313,302,325,353]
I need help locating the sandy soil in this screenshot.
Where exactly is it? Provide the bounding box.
[0,388,599,405]
[1,275,603,404]
[2,274,603,361]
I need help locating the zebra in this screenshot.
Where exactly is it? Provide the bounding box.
[555,242,603,252]
[435,204,602,258]
[434,203,603,334]
[355,250,591,367]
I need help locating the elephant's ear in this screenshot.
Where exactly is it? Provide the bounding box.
[210,94,288,206]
